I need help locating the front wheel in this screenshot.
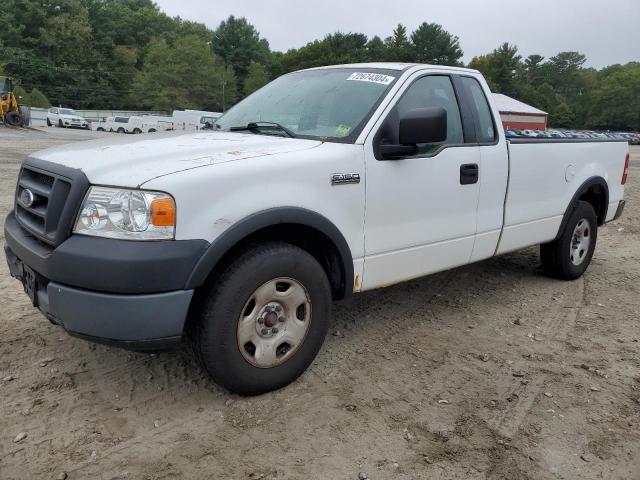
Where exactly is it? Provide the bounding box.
[540,200,598,280]
[190,242,331,395]
[58,119,64,128]
[5,111,22,126]
[117,127,125,134]
[133,128,142,134]
[47,118,52,127]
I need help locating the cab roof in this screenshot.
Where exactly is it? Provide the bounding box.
[301,62,480,74]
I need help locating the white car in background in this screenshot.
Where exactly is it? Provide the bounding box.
[46,107,89,129]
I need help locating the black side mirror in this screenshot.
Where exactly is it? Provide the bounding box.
[379,107,448,160]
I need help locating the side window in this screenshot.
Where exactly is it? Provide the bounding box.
[50,108,57,114]
[396,75,464,154]
[460,77,496,143]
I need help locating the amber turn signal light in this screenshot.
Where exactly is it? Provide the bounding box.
[151,197,176,227]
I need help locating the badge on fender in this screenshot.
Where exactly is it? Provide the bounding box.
[331,173,361,186]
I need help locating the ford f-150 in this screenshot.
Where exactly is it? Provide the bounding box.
[4,63,629,394]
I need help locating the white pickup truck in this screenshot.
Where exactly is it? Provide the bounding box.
[4,63,629,395]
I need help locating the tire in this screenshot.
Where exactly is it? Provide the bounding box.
[148,129,156,133]
[191,241,332,395]
[5,111,22,126]
[47,118,52,127]
[133,128,142,134]
[97,127,104,132]
[58,119,64,128]
[540,200,598,280]
[117,127,125,134]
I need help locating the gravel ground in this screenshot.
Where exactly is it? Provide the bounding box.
[1,127,639,480]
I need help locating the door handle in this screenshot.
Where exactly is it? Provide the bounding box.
[460,164,479,185]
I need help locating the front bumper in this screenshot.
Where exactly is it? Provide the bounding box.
[5,246,191,349]
[4,210,208,349]
[64,120,88,128]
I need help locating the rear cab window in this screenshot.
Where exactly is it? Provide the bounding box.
[459,76,497,144]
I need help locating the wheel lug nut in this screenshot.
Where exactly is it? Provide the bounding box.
[278,316,285,323]
[258,318,264,324]
[261,328,270,335]
[272,328,279,334]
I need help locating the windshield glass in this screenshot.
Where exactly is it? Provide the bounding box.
[215,68,399,142]
[60,109,76,115]
[0,77,10,93]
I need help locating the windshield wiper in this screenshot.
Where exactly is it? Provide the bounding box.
[229,121,297,138]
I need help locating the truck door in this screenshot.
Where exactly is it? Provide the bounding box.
[361,73,481,290]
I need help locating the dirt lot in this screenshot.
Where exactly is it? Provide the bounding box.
[1,127,639,480]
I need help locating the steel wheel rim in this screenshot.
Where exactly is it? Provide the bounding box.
[570,218,591,266]
[237,277,312,368]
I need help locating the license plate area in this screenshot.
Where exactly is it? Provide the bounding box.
[22,264,38,307]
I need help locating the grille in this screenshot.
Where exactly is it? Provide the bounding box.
[15,165,72,245]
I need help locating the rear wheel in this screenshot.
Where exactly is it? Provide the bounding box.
[117,127,125,134]
[191,242,331,395]
[540,200,598,280]
[97,127,104,132]
[133,128,142,134]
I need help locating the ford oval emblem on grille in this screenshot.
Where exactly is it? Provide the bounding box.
[20,188,35,208]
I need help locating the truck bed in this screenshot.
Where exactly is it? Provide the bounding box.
[497,138,628,255]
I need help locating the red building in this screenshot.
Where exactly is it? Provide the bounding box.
[492,93,548,131]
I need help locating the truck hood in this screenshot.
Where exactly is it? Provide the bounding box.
[31,131,323,187]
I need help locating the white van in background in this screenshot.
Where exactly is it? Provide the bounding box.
[172,110,222,130]
[93,116,173,134]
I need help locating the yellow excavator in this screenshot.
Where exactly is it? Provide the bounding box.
[0,75,24,127]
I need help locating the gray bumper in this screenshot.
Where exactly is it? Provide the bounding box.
[45,283,193,344]
[5,242,193,349]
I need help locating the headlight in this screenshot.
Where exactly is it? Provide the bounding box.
[74,187,176,240]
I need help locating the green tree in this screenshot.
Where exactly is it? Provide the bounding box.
[410,22,463,66]
[590,63,640,130]
[546,51,587,99]
[365,35,387,61]
[385,24,412,62]
[549,101,576,128]
[243,61,269,96]
[523,54,545,83]
[212,16,270,94]
[279,32,368,72]
[28,87,51,107]
[14,85,29,104]
[131,35,236,111]
[470,43,524,98]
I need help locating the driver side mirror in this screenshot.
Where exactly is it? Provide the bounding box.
[379,107,448,160]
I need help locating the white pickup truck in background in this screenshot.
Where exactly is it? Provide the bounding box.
[4,63,628,395]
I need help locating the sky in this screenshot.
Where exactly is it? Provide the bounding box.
[154,0,640,69]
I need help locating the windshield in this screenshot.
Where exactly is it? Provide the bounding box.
[0,77,10,93]
[215,68,399,142]
[60,109,76,115]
